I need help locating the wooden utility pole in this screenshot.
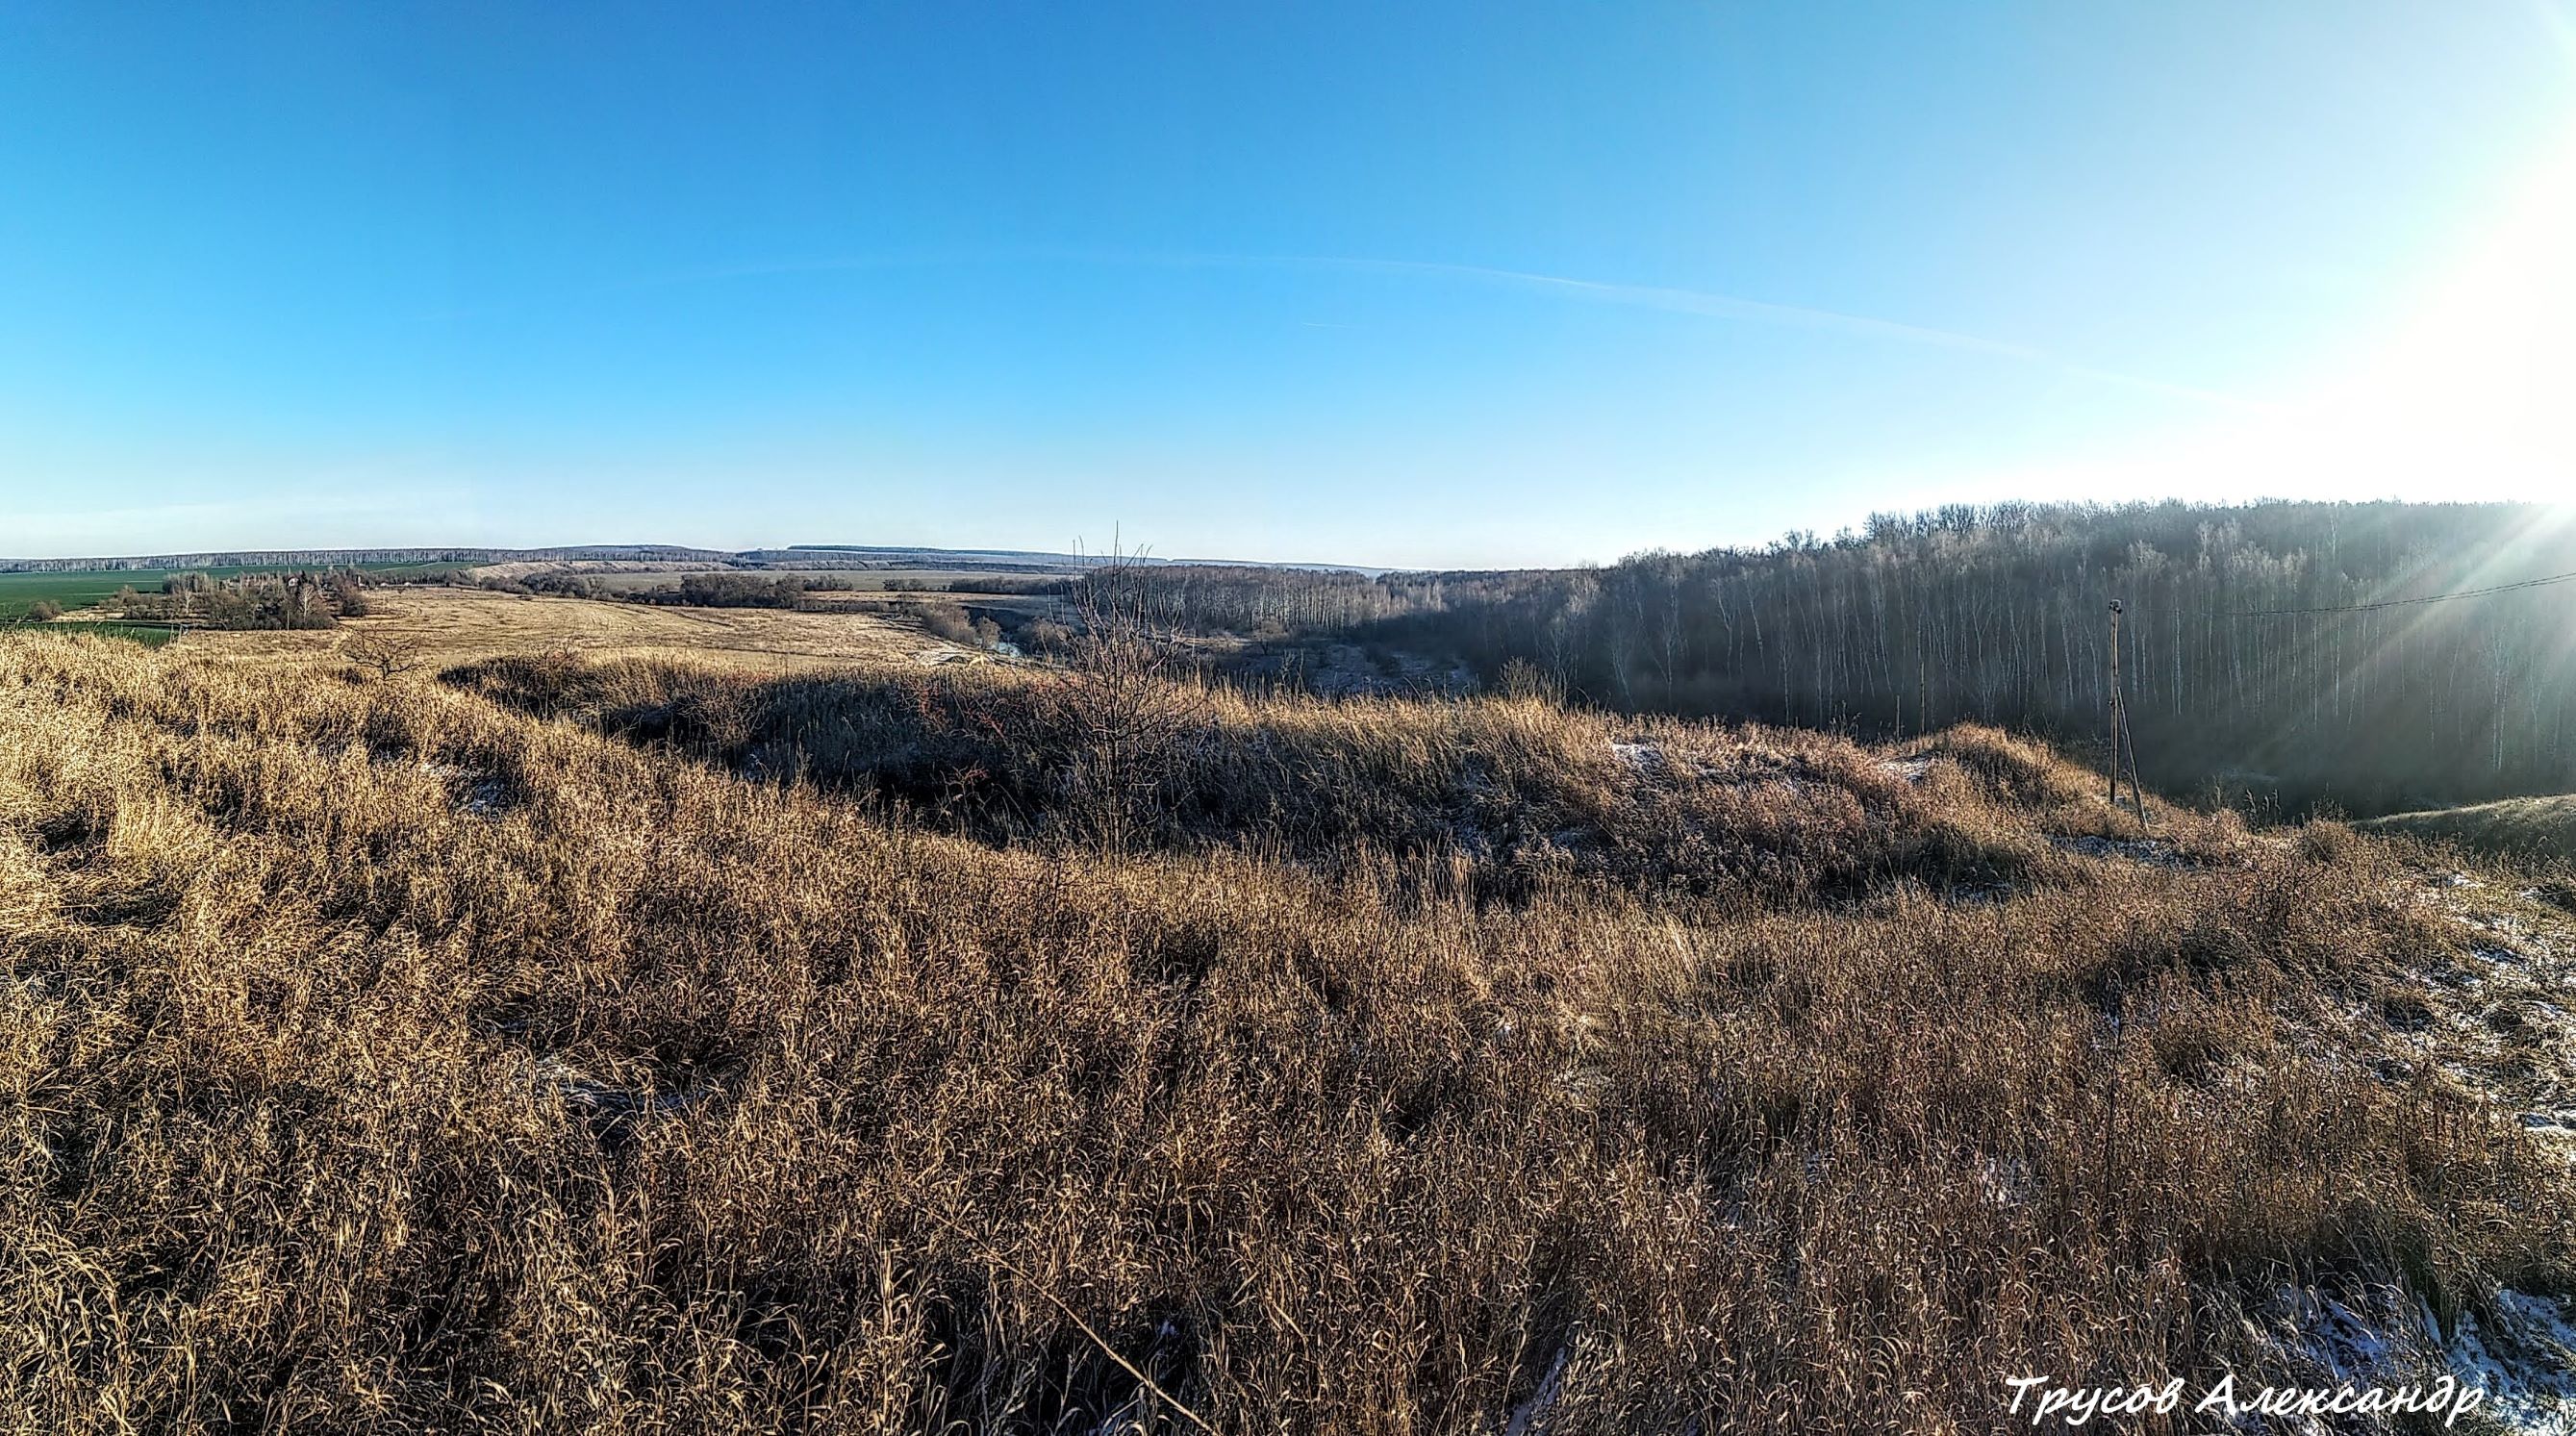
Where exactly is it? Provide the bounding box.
[2107,600,2122,806]
[2108,600,2148,830]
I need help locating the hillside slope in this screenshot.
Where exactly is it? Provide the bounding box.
[2361,794,2576,868]
[3,632,2571,1433]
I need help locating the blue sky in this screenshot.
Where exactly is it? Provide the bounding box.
[4,3,2572,567]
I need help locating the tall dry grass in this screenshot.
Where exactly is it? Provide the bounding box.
[442,656,2159,907]
[2,633,2567,1433]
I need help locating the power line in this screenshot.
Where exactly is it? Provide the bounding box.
[2227,567,2576,618]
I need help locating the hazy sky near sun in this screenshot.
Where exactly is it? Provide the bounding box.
[4,3,2573,567]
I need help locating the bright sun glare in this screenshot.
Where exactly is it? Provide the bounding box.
[1998,129,2576,510]
[2326,129,2576,500]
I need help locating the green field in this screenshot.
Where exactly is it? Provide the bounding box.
[0,563,458,620]
[41,621,182,648]
[0,569,185,618]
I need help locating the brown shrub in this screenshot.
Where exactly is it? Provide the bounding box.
[917,600,977,644]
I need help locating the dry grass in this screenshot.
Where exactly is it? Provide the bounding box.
[2361,794,2576,869]
[444,657,2169,909]
[3,630,2569,1433]
[180,585,941,673]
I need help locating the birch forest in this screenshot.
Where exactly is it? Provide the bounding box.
[1119,502,2576,813]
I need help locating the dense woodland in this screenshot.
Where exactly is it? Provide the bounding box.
[1099,502,2576,813]
[1072,564,1446,636]
[489,571,874,606]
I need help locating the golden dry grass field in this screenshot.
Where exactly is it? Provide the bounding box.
[4,608,2573,1433]
[181,585,961,672]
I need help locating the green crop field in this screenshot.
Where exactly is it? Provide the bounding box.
[38,620,182,647]
[0,570,177,618]
[0,563,455,620]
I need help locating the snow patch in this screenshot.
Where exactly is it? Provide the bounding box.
[1607,741,1663,771]
[2447,1292,2576,1434]
[1880,755,1935,783]
[1981,1156,2035,1209]
[2053,834,2194,867]
[1503,1347,1568,1436]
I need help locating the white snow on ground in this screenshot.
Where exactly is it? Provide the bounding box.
[1980,1155,2035,1209]
[2398,868,2576,1431]
[2051,833,2197,866]
[2284,1287,2403,1383]
[1502,1348,1569,1436]
[2448,1292,2576,1434]
[1606,741,1662,771]
[2179,863,2576,1433]
[2242,1284,2576,1434]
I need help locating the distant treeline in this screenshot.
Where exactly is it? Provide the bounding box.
[1098,503,2576,813]
[0,546,723,573]
[1068,565,1450,637]
[490,573,847,606]
[645,574,840,608]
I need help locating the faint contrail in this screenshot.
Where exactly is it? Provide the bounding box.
[607,246,2272,414]
[1275,255,2044,359]
[1235,254,2268,413]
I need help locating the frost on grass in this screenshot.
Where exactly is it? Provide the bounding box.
[2447,1292,2576,1434]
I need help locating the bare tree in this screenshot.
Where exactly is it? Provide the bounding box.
[343,630,426,679]
[1057,543,1201,850]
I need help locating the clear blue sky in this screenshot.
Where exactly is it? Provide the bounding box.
[5,3,2572,567]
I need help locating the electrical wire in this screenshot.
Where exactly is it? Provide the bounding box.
[2227,567,2576,617]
